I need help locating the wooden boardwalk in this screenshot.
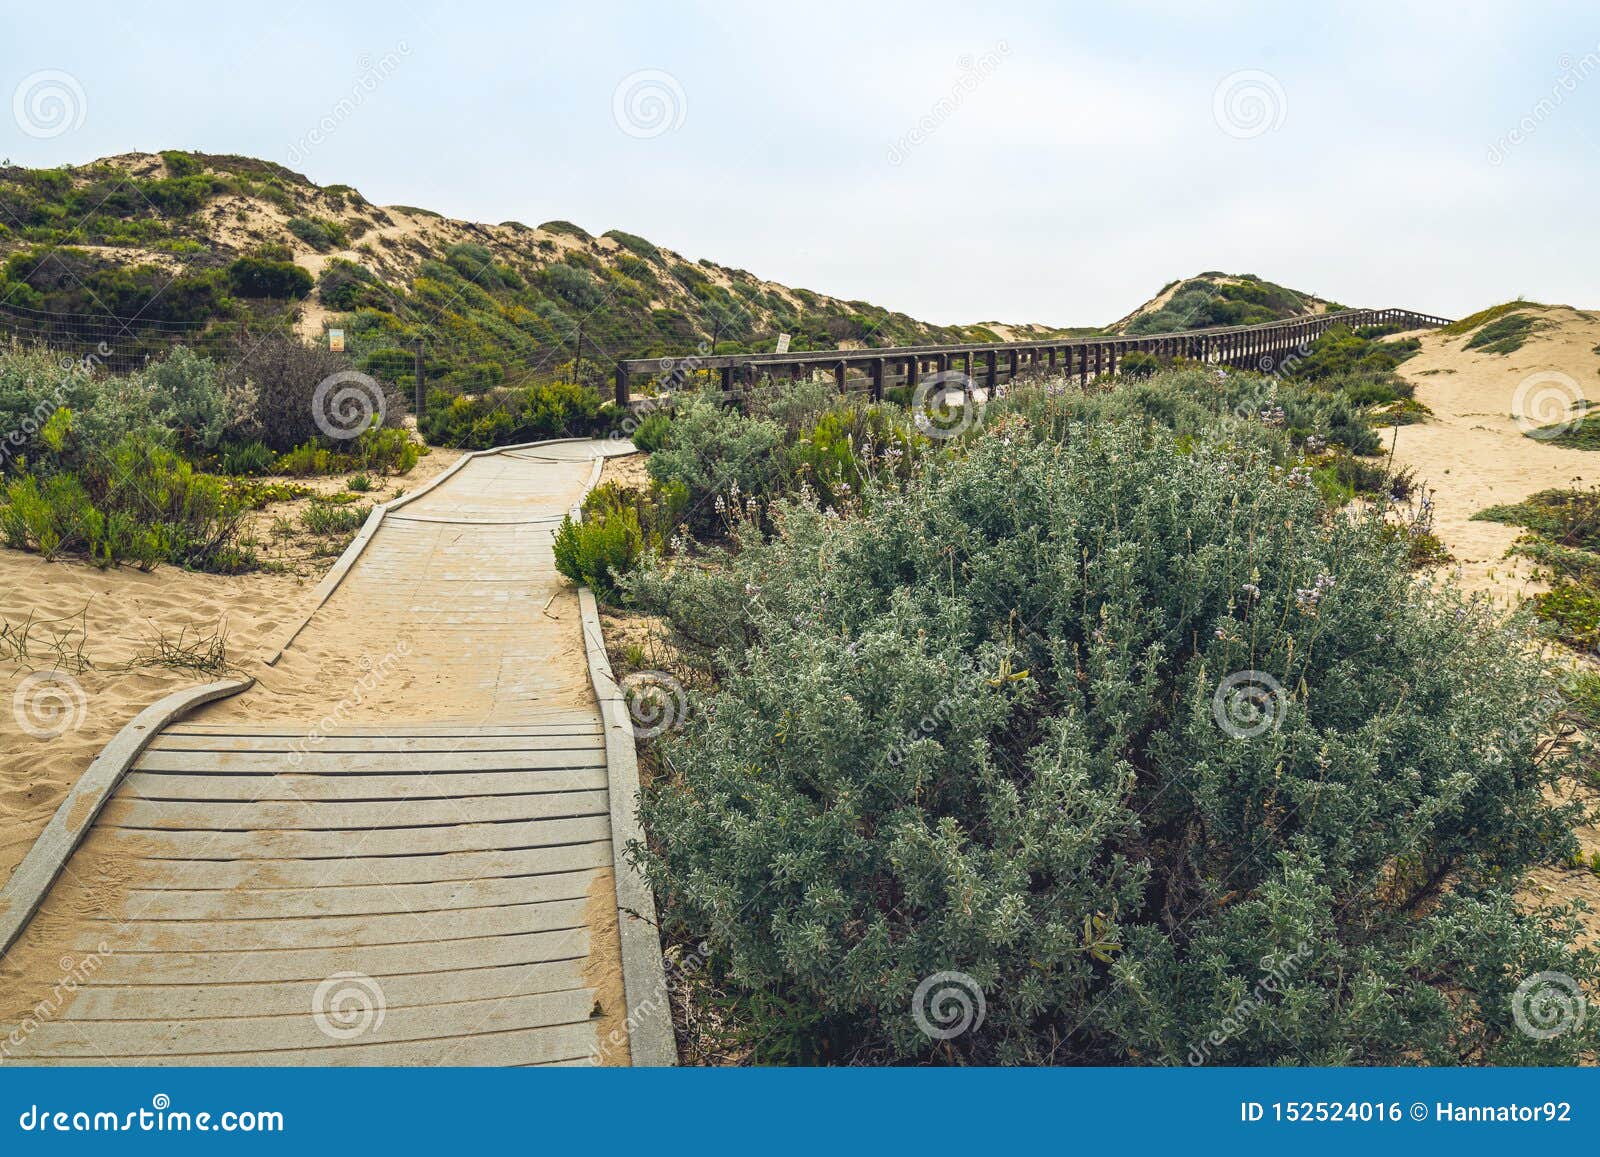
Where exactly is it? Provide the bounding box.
[0,438,657,1065]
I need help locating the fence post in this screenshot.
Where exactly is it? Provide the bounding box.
[413,338,425,420]
[615,362,630,406]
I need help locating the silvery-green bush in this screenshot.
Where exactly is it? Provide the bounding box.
[631,412,1596,1064]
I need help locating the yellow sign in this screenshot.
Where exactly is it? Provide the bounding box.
[329,328,346,353]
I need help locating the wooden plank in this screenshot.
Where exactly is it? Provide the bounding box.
[11,991,598,1058]
[123,767,610,802]
[101,788,610,831]
[74,896,591,952]
[16,1022,600,1066]
[133,748,606,775]
[59,959,587,1020]
[83,928,593,985]
[109,841,613,889]
[123,869,599,920]
[101,813,612,859]
[165,715,600,737]
[151,731,600,752]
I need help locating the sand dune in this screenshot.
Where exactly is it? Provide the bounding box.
[1388,304,1600,606]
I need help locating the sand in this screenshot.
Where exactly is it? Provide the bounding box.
[1387,304,1600,606]
[0,554,311,889]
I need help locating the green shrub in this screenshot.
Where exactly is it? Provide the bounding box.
[554,479,688,598]
[3,432,249,570]
[554,506,643,598]
[286,215,348,252]
[219,440,276,475]
[1533,581,1600,648]
[1118,350,1160,378]
[318,259,383,310]
[630,410,674,453]
[629,420,1595,1066]
[1465,313,1538,355]
[227,257,313,299]
[422,380,607,449]
[789,405,923,508]
[300,499,371,537]
[646,396,786,535]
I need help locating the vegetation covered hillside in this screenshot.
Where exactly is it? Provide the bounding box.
[1108,272,1340,335]
[0,151,1060,395]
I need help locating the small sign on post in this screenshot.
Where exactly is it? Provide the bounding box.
[328,328,346,353]
[774,333,792,355]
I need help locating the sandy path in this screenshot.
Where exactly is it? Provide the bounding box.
[1388,305,1600,606]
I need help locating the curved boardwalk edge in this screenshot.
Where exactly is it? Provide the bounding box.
[262,436,610,666]
[0,677,254,958]
[578,586,677,1066]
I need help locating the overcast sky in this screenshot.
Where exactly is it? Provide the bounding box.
[3,1,1597,327]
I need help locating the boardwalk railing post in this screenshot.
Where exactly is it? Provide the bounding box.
[614,362,630,407]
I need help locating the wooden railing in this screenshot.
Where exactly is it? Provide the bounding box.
[613,307,1452,405]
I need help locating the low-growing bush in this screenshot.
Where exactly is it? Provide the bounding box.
[646,396,786,536]
[2,431,249,570]
[629,419,1596,1066]
[300,499,372,537]
[218,439,276,475]
[630,410,674,453]
[224,331,406,451]
[553,478,687,598]
[554,506,643,599]
[789,404,923,508]
[422,380,609,449]
[1465,312,1538,355]
[227,257,313,299]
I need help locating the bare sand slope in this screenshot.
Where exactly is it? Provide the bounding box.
[0,557,311,887]
[1388,304,1600,605]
